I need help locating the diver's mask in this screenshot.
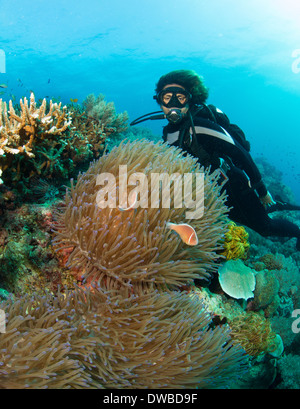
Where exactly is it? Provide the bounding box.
[154,86,191,124]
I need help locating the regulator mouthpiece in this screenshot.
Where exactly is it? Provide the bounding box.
[166,108,183,124]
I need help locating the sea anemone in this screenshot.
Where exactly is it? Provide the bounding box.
[0,284,247,389]
[53,140,228,290]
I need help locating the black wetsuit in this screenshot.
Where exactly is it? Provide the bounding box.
[163,105,300,250]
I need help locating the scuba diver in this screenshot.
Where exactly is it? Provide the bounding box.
[131,69,300,251]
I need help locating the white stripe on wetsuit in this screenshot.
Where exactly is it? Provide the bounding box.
[166,131,180,144]
[190,126,236,145]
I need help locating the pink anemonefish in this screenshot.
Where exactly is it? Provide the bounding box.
[166,222,198,246]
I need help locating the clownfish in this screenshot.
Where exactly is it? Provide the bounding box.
[166,222,198,246]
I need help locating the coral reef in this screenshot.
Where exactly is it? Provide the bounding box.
[247,252,299,319]
[0,284,247,389]
[240,212,300,389]
[277,354,300,389]
[0,93,71,184]
[257,253,284,271]
[69,94,128,161]
[0,139,251,389]
[0,202,75,297]
[0,93,129,195]
[255,157,295,204]
[0,103,298,389]
[228,312,278,357]
[251,270,280,317]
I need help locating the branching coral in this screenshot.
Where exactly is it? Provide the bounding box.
[0,93,71,158]
[221,222,250,260]
[0,284,246,389]
[0,93,72,184]
[0,93,129,190]
[53,140,229,290]
[218,259,256,300]
[228,312,277,356]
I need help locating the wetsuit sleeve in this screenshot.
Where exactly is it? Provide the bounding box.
[193,116,268,198]
[216,111,268,197]
[228,142,268,197]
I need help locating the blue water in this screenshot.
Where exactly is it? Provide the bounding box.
[1,0,299,201]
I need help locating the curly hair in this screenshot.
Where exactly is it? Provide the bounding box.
[155,69,209,105]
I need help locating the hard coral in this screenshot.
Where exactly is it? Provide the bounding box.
[0,139,250,389]
[0,92,130,196]
[74,93,129,158]
[0,93,71,184]
[218,259,256,300]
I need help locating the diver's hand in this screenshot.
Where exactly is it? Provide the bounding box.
[260,192,276,208]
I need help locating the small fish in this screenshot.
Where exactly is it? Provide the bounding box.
[48,78,50,83]
[0,91,5,95]
[166,222,198,246]
[70,98,78,103]
[0,84,7,88]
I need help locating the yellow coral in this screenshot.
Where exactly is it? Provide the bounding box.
[221,222,250,260]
